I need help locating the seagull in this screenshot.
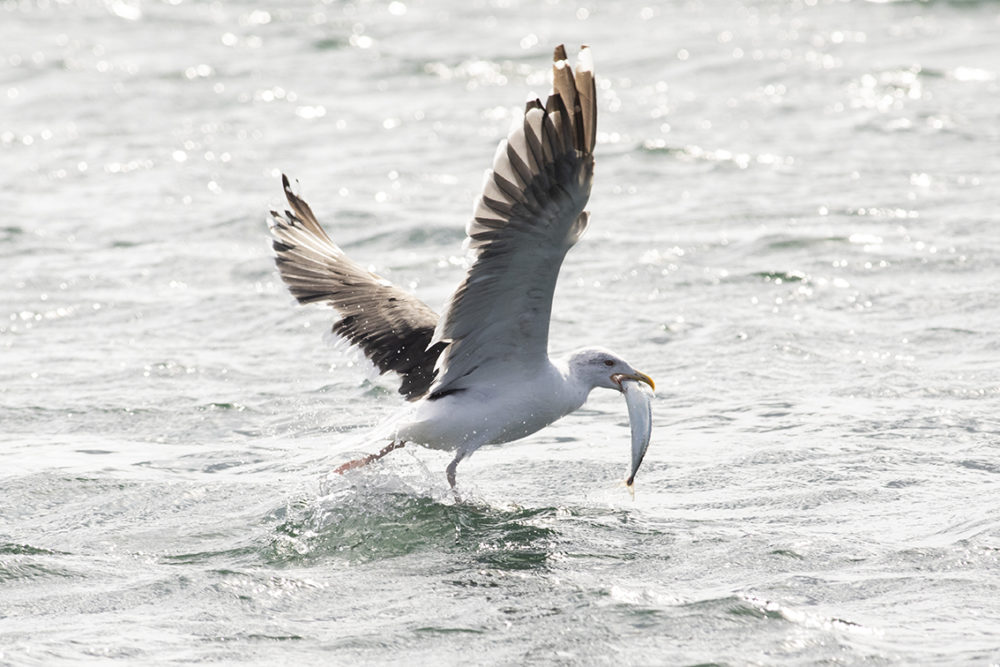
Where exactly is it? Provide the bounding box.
[269,45,654,489]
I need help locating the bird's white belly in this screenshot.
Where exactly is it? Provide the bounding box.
[394,381,580,451]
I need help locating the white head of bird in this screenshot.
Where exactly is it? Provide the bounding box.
[566,347,656,393]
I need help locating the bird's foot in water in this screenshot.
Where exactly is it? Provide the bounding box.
[333,440,406,475]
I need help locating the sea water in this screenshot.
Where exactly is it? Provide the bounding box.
[2,0,999,663]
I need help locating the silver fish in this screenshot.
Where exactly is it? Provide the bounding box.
[621,379,654,487]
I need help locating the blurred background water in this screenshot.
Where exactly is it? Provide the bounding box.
[2,0,1000,663]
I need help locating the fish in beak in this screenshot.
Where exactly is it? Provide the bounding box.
[619,377,654,488]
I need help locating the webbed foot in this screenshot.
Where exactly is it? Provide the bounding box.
[334,440,406,475]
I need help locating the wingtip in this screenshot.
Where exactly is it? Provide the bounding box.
[281,172,305,209]
[281,173,297,205]
[576,45,593,73]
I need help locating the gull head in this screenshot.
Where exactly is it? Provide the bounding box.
[567,347,655,393]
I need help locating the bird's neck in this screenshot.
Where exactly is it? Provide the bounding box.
[553,356,598,415]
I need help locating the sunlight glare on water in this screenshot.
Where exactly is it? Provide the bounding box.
[2,0,1000,663]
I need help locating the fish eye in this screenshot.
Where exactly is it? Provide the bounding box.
[603,359,615,367]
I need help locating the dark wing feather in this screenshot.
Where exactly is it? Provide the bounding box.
[428,45,597,395]
[269,175,444,400]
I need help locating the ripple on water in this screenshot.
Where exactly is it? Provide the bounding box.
[265,480,560,571]
[0,543,79,582]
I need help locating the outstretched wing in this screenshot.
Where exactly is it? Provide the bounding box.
[429,45,597,396]
[269,175,445,400]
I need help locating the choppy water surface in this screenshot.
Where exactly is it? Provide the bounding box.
[3,0,1000,663]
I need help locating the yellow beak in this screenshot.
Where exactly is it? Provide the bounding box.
[613,371,655,391]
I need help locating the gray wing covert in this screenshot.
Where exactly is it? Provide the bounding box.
[429,45,598,395]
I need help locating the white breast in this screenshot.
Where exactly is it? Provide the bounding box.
[393,361,590,452]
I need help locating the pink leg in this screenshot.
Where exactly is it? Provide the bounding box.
[333,440,406,475]
[446,451,467,490]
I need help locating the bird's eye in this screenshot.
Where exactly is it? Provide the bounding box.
[603,359,615,367]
